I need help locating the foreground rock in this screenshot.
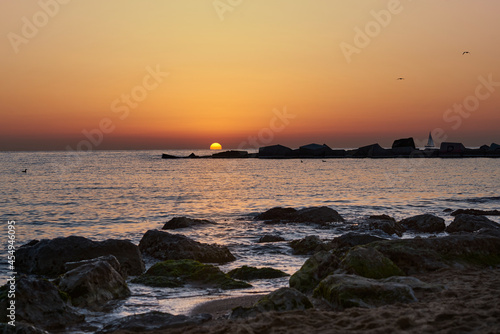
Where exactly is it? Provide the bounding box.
[0,323,49,334]
[0,277,84,331]
[340,247,403,279]
[290,234,500,293]
[97,311,212,334]
[255,206,344,225]
[227,266,289,280]
[446,214,499,233]
[139,230,236,263]
[162,217,216,230]
[58,256,131,310]
[231,288,312,318]
[313,274,417,309]
[132,259,251,290]
[16,236,144,276]
[399,214,446,233]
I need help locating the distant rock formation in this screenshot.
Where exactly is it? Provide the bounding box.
[212,150,248,158]
[259,144,293,158]
[351,143,394,158]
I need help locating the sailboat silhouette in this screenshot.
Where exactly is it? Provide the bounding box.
[425,132,435,149]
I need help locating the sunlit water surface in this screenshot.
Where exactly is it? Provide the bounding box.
[1,150,499,332]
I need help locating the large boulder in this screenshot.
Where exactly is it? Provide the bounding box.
[399,214,446,233]
[227,266,289,280]
[16,236,145,277]
[162,217,215,230]
[96,311,211,334]
[231,288,312,318]
[139,230,235,263]
[58,256,131,310]
[313,274,417,309]
[340,246,404,279]
[255,206,344,225]
[0,277,84,331]
[131,259,251,290]
[446,214,500,233]
[64,255,123,276]
[0,323,49,334]
[289,235,330,255]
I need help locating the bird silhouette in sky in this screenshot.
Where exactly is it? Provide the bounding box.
[22,169,27,173]
[397,77,405,80]
[462,51,470,55]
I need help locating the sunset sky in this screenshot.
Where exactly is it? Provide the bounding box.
[1,0,499,151]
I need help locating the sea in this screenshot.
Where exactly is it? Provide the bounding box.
[1,150,499,332]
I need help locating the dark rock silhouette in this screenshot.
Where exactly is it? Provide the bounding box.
[162,217,216,230]
[351,143,394,158]
[258,234,285,243]
[289,235,330,255]
[299,143,331,157]
[439,142,466,157]
[255,206,344,225]
[364,215,405,236]
[392,138,416,149]
[212,150,248,158]
[227,265,289,280]
[399,214,446,233]
[258,144,293,158]
[139,230,236,263]
[16,236,145,277]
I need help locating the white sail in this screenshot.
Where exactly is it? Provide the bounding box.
[425,132,435,148]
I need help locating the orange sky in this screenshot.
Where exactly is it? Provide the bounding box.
[1,0,499,151]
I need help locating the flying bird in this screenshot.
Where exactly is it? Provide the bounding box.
[22,169,27,173]
[396,77,405,80]
[462,51,470,55]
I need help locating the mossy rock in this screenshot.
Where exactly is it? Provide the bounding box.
[340,246,404,279]
[289,251,341,293]
[227,266,289,280]
[313,274,417,309]
[132,259,251,290]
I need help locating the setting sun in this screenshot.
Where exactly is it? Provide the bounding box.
[210,143,222,150]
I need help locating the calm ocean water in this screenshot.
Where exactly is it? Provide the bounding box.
[1,150,499,331]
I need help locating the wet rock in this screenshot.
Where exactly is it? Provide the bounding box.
[162,217,215,230]
[96,311,212,334]
[381,276,445,292]
[0,277,84,331]
[289,235,330,255]
[231,288,312,318]
[64,255,123,276]
[446,214,500,233]
[254,207,297,221]
[227,266,289,280]
[132,259,251,290]
[340,246,404,279]
[258,234,285,243]
[293,206,345,224]
[58,256,131,310]
[255,206,344,225]
[329,233,385,251]
[16,236,144,277]
[289,251,342,293]
[451,209,500,216]
[365,215,405,236]
[139,230,235,263]
[313,274,417,309]
[399,214,446,233]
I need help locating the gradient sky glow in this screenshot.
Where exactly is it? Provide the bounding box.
[1,0,499,151]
